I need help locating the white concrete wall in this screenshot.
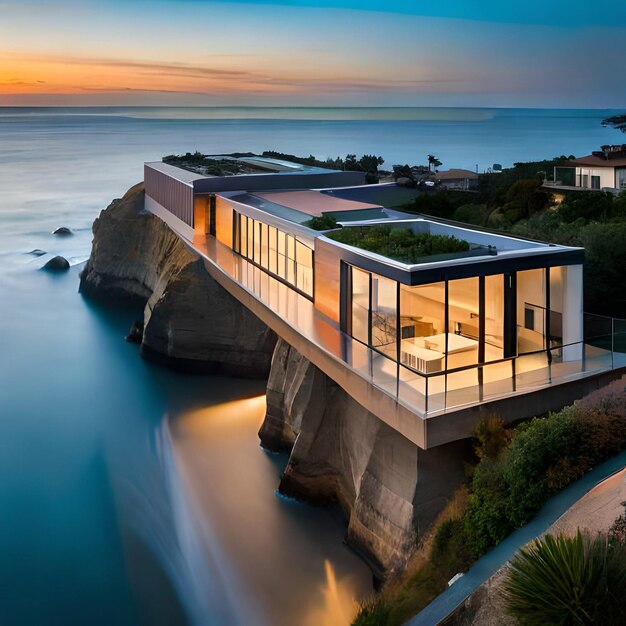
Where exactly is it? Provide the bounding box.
[575,166,615,189]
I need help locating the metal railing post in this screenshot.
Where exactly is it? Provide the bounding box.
[612,317,615,370]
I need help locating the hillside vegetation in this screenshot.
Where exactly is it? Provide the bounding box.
[399,158,626,316]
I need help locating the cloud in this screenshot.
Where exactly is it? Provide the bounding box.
[2,51,467,97]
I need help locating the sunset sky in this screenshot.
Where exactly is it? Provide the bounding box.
[1,0,625,107]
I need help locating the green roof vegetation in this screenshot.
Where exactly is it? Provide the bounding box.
[326,224,471,263]
[303,214,338,231]
[162,152,262,176]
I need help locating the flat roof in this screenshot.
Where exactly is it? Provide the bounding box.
[321,183,422,207]
[145,161,206,184]
[254,190,381,217]
[146,155,342,181]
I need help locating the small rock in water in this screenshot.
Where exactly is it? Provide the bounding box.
[125,320,144,344]
[28,249,46,257]
[43,256,70,271]
[53,227,72,236]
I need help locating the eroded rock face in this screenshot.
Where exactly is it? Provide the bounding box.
[260,338,471,576]
[80,183,276,377]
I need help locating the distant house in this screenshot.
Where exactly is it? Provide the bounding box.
[552,145,626,192]
[436,168,479,191]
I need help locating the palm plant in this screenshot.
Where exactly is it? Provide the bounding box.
[503,530,623,625]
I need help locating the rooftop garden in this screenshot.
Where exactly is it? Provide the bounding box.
[162,152,264,176]
[326,225,472,263]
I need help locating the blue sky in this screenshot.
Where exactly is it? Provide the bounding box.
[1,0,625,107]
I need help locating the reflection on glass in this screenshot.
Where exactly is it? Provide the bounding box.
[517,268,546,354]
[399,282,445,373]
[240,214,247,257]
[351,267,369,344]
[371,275,397,359]
[232,211,314,297]
[485,274,504,361]
[260,223,269,268]
[549,266,564,350]
[447,277,479,368]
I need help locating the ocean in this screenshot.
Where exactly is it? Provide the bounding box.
[0,106,623,626]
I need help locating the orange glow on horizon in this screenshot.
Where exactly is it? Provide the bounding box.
[0,50,459,103]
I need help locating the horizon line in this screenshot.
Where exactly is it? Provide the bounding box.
[0,104,623,111]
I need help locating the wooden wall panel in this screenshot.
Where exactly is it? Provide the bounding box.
[215,197,233,248]
[144,164,194,226]
[314,238,341,323]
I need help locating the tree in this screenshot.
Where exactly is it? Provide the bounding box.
[427,154,442,172]
[601,114,626,133]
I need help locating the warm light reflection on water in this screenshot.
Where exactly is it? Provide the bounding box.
[179,395,268,432]
[300,559,361,626]
[169,395,371,626]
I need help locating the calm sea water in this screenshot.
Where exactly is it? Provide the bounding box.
[0,106,623,626]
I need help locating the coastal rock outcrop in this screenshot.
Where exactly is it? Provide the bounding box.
[43,255,70,271]
[80,183,276,376]
[259,337,471,576]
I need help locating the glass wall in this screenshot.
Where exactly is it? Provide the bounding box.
[549,266,565,351]
[348,262,583,383]
[351,267,370,344]
[517,268,546,354]
[485,274,504,361]
[371,274,397,358]
[447,277,480,368]
[399,282,446,373]
[233,211,314,298]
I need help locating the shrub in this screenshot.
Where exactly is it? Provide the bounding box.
[304,214,337,230]
[504,530,626,626]
[430,518,471,579]
[451,203,490,226]
[609,502,626,544]
[465,379,626,557]
[473,415,511,460]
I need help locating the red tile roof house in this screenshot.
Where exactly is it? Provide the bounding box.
[436,168,479,191]
[551,144,626,192]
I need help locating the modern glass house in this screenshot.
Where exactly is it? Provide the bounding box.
[144,156,620,448]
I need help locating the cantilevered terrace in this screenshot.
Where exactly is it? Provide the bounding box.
[144,156,623,449]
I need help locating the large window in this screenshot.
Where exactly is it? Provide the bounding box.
[517,268,546,354]
[233,211,313,298]
[350,269,511,375]
[399,281,446,372]
[485,274,504,361]
[351,267,370,344]
[371,274,397,358]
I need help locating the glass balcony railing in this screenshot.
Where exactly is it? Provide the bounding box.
[354,312,625,418]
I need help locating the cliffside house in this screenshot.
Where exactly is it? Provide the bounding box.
[144,155,621,449]
[550,144,626,192]
[436,168,479,191]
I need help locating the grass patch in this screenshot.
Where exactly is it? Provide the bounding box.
[327,225,470,263]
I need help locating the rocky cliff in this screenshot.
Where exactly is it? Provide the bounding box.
[82,184,470,577]
[80,183,276,377]
[260,337,471,577]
